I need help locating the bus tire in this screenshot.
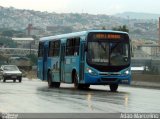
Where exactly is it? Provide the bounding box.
[73,73,82,89]
[83,84,90,89]
[48,71,54,88]
[48,71,60,88]
[54,82,60,88]
[109,84,118,92]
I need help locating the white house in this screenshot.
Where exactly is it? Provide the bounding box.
[12,38,34,48]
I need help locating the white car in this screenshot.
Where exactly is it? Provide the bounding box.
[0,65,22,82]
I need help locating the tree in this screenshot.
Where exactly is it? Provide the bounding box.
[112,25,129,33]
[0,37,17,48]
[2,30,13,37]
[26,54,38,66]
[0,54,9,65]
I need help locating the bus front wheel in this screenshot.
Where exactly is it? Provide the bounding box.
[82,84,90,89]
[109,84,118,92]
[73,73,83,89]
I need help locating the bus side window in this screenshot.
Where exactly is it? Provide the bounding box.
[66,37,80,56]
[54,41,60,56]
[74,38,80,56]
[48,41,54,57]
[66,38,72,56]
[49,40,60,57]
[38,42,44,57]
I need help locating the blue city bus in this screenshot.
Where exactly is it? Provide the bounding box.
[37,30,131,92]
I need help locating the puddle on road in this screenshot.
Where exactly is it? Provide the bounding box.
[36,85,131,110]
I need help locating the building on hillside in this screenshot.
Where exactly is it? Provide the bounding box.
[140,44,160,57]
[46,25,73,35]
[159,17,160,48]
[26,24,44,36]
[0,43,7,48]
[12,37,34,48]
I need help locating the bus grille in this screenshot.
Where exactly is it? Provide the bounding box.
[99,73,120,76]
[101,78,117,82]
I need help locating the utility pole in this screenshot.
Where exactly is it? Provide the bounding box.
[158,17,160,52]
[127,16,130,29]
[159,17,160,47]
[30,42,32,56]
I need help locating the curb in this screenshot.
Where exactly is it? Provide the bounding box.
[131,81,160,89]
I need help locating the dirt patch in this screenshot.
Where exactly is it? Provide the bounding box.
[26,70,37,80]
[132,73,160,82]
[24,71,160,83]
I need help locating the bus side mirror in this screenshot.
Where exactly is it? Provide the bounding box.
[131,45,134,57]
[130,40,134,57]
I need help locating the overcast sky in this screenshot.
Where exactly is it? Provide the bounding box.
[0,0,160,15]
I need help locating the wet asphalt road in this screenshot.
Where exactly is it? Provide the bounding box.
[0,78,160,113]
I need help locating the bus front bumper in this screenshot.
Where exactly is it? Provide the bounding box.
[83,73,131,85]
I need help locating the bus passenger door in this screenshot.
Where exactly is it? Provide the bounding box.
[43,45,48,80]
[37,42,44,80]
[79,42,85,80]
[60,44,65,82]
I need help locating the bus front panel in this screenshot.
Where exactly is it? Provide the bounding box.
[83,32,131,85]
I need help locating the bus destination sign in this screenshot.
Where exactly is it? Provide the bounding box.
[94,34,121,39]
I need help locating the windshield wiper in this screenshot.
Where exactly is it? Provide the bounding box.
[110,42,121,53]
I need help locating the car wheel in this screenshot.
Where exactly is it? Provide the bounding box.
[13,80,16,82]
[3,77,6,82]
[19,77,22,83]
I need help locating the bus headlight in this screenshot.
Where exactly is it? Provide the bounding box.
[86,68,98,76]
[124,70,130,75]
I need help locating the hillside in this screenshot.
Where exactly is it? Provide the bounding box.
[115,12,160,20]
[0,6,159,40]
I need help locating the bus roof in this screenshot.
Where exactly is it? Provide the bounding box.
[39,30,128,42]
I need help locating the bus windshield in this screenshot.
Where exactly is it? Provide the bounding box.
[87,41,109,64]
[110,42,129,66]
[87,33,130,66]
[87,41,129,66]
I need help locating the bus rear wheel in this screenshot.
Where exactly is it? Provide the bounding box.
[109,84,118,92]
[54,82,60,88]
[48,71,60,88]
